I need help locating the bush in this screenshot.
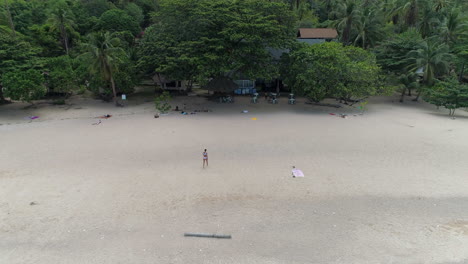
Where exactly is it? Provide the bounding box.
[2,69,46,103]
[154,91,171,114]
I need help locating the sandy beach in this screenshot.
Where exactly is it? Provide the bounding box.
[1,93,468,264]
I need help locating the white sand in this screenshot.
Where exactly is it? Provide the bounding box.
[1,94,468,264]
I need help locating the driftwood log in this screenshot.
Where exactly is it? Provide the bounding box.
[184,233,232,239]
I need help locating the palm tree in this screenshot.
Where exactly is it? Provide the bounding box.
[81,32,126,105]
[432,0,453,12]
[331,0,361,45]
[353,6,385,49]
[386,0,425,28]
[440,8,467,46]
[47,8,75,55]
[407,39,454,100]
[398,72,419,102]
[417,6,440,38]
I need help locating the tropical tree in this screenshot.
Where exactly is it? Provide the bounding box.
[281,42,382,103]
[423,75,468,116]
[2,69,46,103]
[406,39,454,100]
[47,7,76,55]
[385,0,425,28]
[373,28,423,73]
[0,33,42,103]
[331,0,361,45]
[97,9,140,36]
[417,5,440,38]
[398,71,420,102]
[2,0,16,37]
[439,8,467,46]
[353,6,386,49]
[81,32,126,105]
[139,0,296,84]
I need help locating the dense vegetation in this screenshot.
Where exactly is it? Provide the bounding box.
[1,0,467,113]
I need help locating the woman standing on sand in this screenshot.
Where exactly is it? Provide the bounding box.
[203,149,208,168]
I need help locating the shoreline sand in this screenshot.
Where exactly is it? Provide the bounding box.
[1,95,468,263]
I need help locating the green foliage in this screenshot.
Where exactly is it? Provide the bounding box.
[373,29,423,74]
[0,34,42,76]
[281,42,382,102]
[47,4,77,55]
[139,0,296,82]
[97,9,140,36]
[113,60,139,94]
[80,31,129,103]
[46,56,80,94]
[406,39,454,86]
[154,91,171,113]
[7,0,48,34]
[2,69,46,103]
[28,24,64,57]
[124,3,144,26]
[423,76,468,116]
[81,0,112,18]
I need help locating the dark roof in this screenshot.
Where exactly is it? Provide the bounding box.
[297,28,338,39]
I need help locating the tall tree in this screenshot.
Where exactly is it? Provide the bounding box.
[331,0,361,45]
[81,32,126,105]
[281,42,382,103]
[3,0,16,37]
[440,8,467,46]
[47,8,75,55]
[139,0,295,83]
[406,39,454,100]
[417,5,440,38]
[0,34,42,103]
[353,6,385,49]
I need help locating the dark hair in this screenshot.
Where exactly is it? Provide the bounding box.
[204,149,207,151]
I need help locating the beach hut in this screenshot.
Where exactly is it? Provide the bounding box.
[297,28,338,45]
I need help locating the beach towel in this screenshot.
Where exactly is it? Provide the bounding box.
[29,116,39,120]
[97,115,112,119]
[251,117,257,120]
[292,168,304,177]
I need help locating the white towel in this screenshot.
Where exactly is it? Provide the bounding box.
[292,169,304,177]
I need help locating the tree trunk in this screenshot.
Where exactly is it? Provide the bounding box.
[4,0,16,37]
[399,87,406,102]
[0,84,8,103]
[413,89,422,101]
[459,62,465,82]
[60,24,69,55]
[276,79,280,94]
[109,73,118,106]
[343,18,353,45]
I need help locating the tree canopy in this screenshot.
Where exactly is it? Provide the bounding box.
[0,0,467,110]
[139,0,296,83]
[281,42,382,102]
